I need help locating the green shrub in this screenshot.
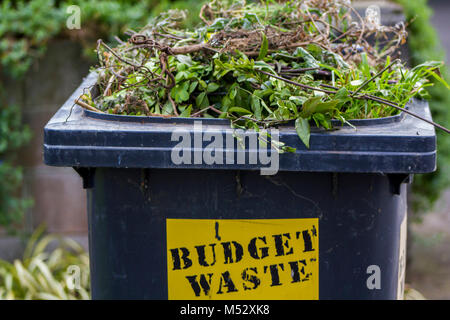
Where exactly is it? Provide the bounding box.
[0,103,32,232]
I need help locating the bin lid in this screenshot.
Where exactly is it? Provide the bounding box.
[44,72,436,174]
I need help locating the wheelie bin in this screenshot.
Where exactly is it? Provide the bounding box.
[44,72,436,300]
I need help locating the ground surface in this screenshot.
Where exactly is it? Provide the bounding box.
[405,0,450,300]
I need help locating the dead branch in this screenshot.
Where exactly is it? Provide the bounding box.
[75,98,105,113]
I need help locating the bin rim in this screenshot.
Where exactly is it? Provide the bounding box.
[85,81,407,127]
[43,72,437,174]
[83,105,407,127]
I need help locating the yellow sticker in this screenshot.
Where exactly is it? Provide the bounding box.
[166,218,319,300]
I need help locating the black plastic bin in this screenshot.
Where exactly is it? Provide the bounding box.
[44,72,436,300]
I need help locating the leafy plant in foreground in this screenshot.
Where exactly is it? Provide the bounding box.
[0,226,90,300]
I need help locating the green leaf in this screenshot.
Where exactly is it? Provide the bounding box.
[301,96,339,118]
[237,75,247,82]
[228,107,252,115]
[350,79,364,87]
[175,71,189,82]
[257,32,269,61]
[293,47,319,68]
[176,54,193,66]
[196,92,209,108]
[334,88,351,107]
[221,95,232,112]
[198,79,207,89]
[422,68,450,89]
[315,100,339,114]
[328,51,350,70]
[251,95,262,119]
[300,96,321,118]
[360,52,371,78]
[229,85,238,99]
[171,82,190,103]
[179,105,192,117]
[253,60,274,72]
[334,87,349,100]
[179,90,190,103]
[162,101,174,115]
[289,96,308,105]
[295,117,310,149]
[207,82,220,93]
[312,113,331,129]
[189,81,198,93]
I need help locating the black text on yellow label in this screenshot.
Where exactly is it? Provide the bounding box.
[166,219,319,300]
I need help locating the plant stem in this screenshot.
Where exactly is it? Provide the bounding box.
[75,98,105,113]
[319,83,400,105]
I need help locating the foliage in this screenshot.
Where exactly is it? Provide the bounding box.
[0,0,204,78]
[0,163,32,231]
[394,0,450,215]
[0,103,32,232]
[0,0,204,231]
[89,0,448,151]
[0,226,90,300]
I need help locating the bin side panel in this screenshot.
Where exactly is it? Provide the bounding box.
[87,168,405,300]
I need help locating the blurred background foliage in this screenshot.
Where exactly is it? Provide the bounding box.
[0,0,449,230]
[394,0,450,218]
[0,0,203,232]
[0,0,203,78]
[0,225,90,299]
